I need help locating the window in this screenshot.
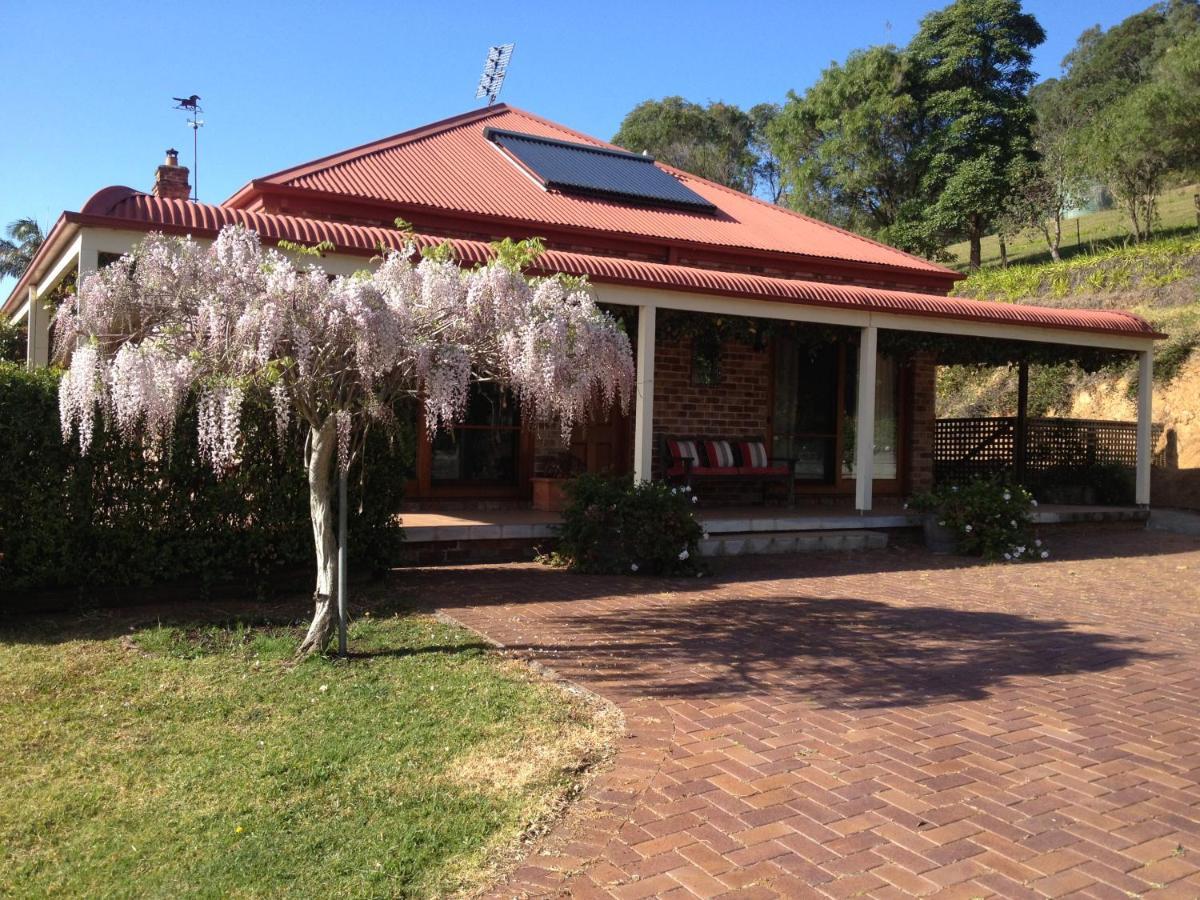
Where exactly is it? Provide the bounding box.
[430,382,521,484]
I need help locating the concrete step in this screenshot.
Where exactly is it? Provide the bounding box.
[699,529,888,558]
[1147,509,1200,536]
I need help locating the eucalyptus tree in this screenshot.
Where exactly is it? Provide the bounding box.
[55,227,634,656]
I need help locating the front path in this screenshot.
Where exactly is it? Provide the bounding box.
[425,526,1200,898]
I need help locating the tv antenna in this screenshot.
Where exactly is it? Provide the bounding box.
[172,94,204,200]
[475,43,514,106]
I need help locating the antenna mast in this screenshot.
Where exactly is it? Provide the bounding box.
[475,43,515,106]
[172,94,204,200]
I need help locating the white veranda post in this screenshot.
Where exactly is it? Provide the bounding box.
[855,325,878,512]
[1136,348,1153,507]
[633,303,656,483]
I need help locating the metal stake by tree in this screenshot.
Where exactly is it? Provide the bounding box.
[337,469,349,657]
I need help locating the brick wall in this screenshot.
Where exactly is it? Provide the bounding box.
[909,351,937,493]
[652,338,771,478]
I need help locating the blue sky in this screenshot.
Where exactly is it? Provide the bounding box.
[1,0,1147,296]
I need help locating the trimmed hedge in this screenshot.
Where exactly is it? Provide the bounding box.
[0,362,413,601]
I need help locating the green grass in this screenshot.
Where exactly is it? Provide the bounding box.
[953,234,1200,304]
[947,182,1200,269]
[0,602,610,898]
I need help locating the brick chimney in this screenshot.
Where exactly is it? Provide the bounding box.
[153,149,191,200]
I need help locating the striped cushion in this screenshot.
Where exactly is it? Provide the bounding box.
[667,439,700,467]
[704,440,736,469]
[740,441,769,468]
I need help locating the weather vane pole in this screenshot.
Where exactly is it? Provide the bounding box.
[172,94,204,200]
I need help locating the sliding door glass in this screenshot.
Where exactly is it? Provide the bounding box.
[842,348,900,480]
[772,340,839,483]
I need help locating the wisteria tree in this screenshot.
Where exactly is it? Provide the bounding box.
[56,226,634,656]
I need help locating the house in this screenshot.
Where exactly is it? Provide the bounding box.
[2,105,1162,511]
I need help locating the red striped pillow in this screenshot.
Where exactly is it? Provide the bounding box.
[739,441,769,468]
[704,440,736,468]
[668,439,700,467]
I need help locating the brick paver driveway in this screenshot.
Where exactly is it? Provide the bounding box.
[428,526,1200,898]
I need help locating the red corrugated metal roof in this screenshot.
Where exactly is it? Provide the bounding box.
[64,187,1159,340]
[229,105,955,279]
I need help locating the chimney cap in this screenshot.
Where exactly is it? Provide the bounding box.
[164,148,179,165]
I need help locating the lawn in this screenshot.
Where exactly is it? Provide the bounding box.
[0,601,613,898]
[947,182,1199,269]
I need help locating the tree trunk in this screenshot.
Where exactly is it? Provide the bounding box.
[969,228,982,271]
[296,419,339,658]
[1042,218,1062,262]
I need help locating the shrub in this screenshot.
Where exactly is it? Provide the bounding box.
[910,479,1048,562]
[549,474,705,575]
[0,362,413,601]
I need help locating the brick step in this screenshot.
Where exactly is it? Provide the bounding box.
[699,529,888,557]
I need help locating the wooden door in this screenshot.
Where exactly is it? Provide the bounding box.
[570,398,631,475]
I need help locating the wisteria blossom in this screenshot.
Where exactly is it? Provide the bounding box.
[56,225,635,655]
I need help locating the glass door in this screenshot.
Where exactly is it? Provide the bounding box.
[842,346,901,481]
[772,340,840,483]
[431,382,522,485]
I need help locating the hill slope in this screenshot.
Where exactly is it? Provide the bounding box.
[944,236,1200,469]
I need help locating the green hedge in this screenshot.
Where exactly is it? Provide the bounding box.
[0,362,412,601]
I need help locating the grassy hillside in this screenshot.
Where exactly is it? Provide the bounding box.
[941,235,1200,468]
[947,183,1199,269]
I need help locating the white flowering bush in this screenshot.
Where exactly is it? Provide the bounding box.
[909,480,1048,562]
[54,226,635,654]
[549,474,705,575]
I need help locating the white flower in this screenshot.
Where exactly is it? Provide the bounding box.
[1030,499,1038,507]
[702,532,710,539]
[1015,546,1025,555]
[903,502,909,510]
[951,485,959,492]
[1010,520,1017,527]
[1004,553,1012,560]
[678,549,689,561]
[1041,550,1049,559]
[692,496,698,504]
[1003,492,1011,501]
[964,524,973,533]
[683,485,691,493]
[630,563,638,572]
[319,684,329,693]
[1035,539,1042,547]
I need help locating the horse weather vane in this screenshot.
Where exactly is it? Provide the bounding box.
[475,43,514,106]
[172,94,204,201]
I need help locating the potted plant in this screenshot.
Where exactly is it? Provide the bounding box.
[908,480,1049,561]
[531,452,585,512]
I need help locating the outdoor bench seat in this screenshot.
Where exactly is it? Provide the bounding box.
[663,436,795,506]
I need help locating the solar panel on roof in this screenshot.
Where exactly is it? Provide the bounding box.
[485,127,718,214]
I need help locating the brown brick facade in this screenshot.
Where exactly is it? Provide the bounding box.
[651,338,771,478]
[908,351,937,493]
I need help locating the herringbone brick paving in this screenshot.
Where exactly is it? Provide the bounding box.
[428,526,1200,898]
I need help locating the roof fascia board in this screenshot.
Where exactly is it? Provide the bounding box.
[594,284,1159,350]
[1,215,77,316]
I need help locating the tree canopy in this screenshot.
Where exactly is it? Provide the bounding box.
[0,218,45,279]
[612,97,763,194]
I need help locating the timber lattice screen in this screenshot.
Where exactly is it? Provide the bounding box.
[935,417,1164,484]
